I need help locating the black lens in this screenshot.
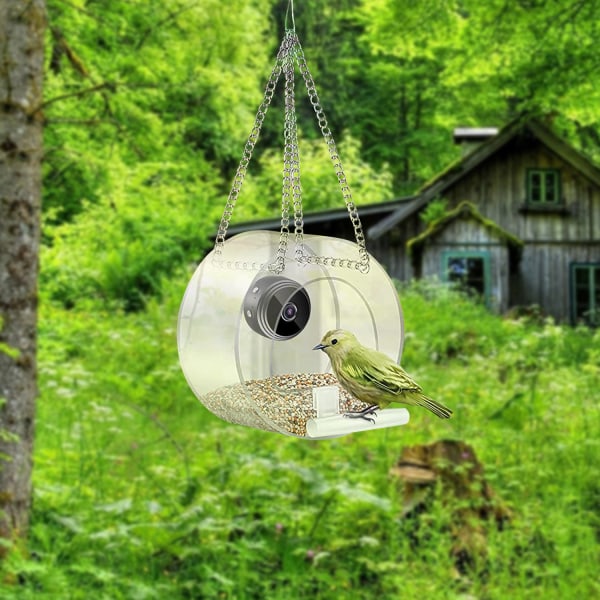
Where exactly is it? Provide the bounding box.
[243,276,311,340]
[281,302,298,322]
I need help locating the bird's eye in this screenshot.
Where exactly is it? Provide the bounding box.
[331,339,338,345]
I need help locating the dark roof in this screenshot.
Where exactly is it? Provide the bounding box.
[368,118,600,240]
[225,196,415,236]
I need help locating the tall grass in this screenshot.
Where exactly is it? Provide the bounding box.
[2,279,598,599]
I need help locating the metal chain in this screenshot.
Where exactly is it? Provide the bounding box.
[294,36,370,273]
[290,70,305,266]
[268,39,300,273]
[213,33,294,257]
[214,30,370,275]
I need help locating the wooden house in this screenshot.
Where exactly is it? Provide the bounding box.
[226,119,600,324]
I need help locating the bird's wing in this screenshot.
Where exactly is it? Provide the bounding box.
[363,369,402,394]
[345,347,421,395]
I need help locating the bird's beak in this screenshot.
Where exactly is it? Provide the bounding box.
[313,343,327,351]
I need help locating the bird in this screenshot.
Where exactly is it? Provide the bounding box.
[313,329,452,423]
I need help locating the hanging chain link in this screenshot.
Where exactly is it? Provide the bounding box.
[214,30,370,274]
[214,33,294,259]
[269,39,303,273]
[293,35,369,273]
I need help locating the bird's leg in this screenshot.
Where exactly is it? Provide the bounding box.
[343,404,379,424]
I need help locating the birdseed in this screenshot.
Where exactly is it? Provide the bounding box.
[200,372,370,437]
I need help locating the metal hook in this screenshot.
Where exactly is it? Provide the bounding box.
[285,0,296,32]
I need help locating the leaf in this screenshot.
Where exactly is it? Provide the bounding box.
[334,483,391,511]
[95,498,133,514]
[205,567,234,587]
[51,514,83,534]
[489,392,525,419]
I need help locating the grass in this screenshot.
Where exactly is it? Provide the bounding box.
[1,278,599,599]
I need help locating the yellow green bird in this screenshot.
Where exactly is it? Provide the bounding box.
[313,329,452,423]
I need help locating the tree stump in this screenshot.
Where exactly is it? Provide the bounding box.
[390,439,512,573]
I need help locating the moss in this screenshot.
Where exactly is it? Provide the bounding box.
[407,200,524,257]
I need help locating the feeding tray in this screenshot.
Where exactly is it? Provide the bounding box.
[177,230,408,439]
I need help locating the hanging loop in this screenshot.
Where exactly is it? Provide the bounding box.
[285,0,296,32]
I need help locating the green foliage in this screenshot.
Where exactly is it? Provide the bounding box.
[42,159,221,311]
[235,133,394,222]
[270,0,600,188]
[419,197,448,225]
[2,281,599,598]
[42,0,600,231]
[43,0,275,223]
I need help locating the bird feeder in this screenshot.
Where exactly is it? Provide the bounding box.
[177,24,409,438]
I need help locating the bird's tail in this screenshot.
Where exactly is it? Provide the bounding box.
[416,395,453,419]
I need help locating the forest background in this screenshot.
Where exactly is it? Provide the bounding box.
[1,0,599,598]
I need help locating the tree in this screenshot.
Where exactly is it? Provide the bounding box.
[0,0,45,553]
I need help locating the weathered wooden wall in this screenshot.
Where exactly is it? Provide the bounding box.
[368,214,420,282]
[419,218,511,313]
[510,243,599,318]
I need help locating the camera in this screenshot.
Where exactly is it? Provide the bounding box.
[243,275,311,340]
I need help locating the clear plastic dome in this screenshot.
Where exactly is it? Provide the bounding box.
[177,231,408,438]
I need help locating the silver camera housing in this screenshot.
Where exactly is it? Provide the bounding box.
[243,275,311,341]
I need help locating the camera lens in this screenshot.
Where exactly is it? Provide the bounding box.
[243,276,311,340]
[281,302,298,322]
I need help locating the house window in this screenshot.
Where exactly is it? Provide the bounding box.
[571,263,600,326]
[526,169,561,205]
[442,251,491,302]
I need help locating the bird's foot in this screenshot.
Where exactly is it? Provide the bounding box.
[343,405,378,424]
[343,412,376,424]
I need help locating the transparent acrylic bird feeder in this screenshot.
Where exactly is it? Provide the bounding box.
[177,231,408,439]
[177,28,409,438]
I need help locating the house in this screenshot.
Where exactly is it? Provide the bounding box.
[225,118,600,324]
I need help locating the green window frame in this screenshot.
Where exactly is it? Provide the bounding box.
[570,263,600,326]
[442,251,491,304]
[526,168,561,205]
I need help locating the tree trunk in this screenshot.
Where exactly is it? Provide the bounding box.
[0,0,45,554]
